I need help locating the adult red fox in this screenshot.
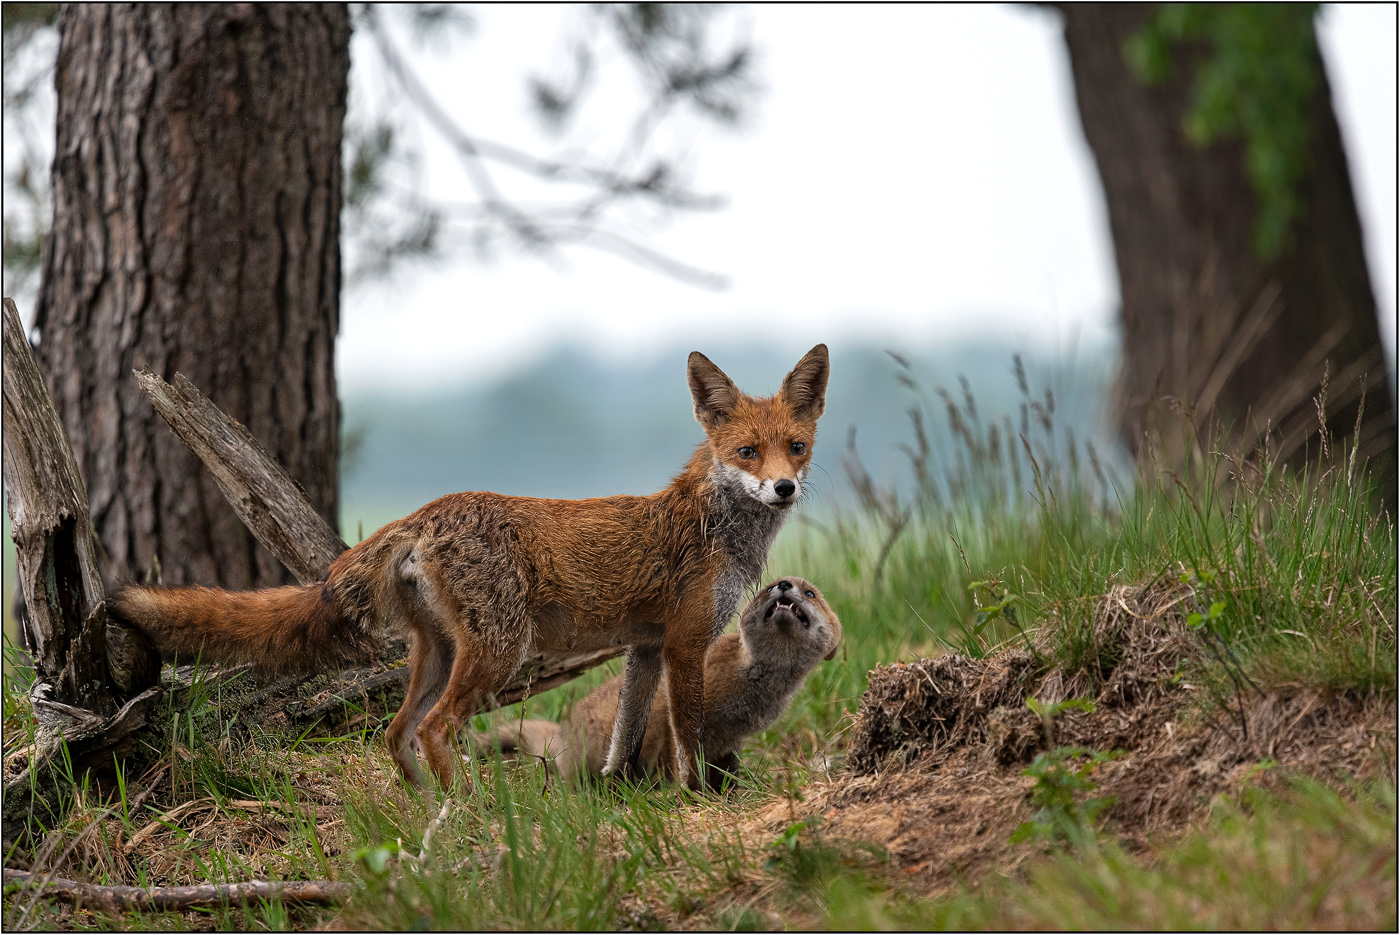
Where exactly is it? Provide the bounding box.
[112,345,829,791]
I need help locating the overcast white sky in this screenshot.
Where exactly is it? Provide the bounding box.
[337,4,1397,393]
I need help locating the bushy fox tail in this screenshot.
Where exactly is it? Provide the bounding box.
[110,582,379,676]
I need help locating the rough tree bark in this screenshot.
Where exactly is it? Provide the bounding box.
[32,4,350,591]
[1058,5,1395,498]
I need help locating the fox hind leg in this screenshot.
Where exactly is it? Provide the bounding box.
[385,623,455,787]
[414,628,527,790]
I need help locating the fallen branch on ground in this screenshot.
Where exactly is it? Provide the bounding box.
[2,869,353,912]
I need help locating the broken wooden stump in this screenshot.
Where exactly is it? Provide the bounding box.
[2,297,162,836]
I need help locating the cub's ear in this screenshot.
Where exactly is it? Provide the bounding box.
[688,351,741,428]
[780,344,829,421]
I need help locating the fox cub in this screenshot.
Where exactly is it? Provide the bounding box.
[476,577,841,786]
[113,346,830,790]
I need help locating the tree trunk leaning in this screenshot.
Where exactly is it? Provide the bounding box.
[1057,5,1395,499]
[33,4,350,593]
[132,369,349,587]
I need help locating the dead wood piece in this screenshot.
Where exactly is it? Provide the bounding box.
[3,298,146,712]
[2,868,353,911]
[2,297,161,838]
[132,369,348,585]
[288,646,626,728]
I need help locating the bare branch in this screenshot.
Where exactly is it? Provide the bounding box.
[353,3,744,287]
[1,869,353,912]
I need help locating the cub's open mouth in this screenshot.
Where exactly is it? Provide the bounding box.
[764,596,809,624]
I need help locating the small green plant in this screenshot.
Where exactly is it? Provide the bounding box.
[1011,694,1122,848]
[764,819,840,891]
[1179,566,1263,740]
[967,578,1042,658]
[1010,745,1122,849]
[762,817,882,896]
[352,839,403,878]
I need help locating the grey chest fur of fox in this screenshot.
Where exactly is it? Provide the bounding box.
[705,474,789,641]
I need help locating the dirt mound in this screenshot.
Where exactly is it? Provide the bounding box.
[848,580,1201,773]
[844,651,1039,775]
[749,581,1396,890]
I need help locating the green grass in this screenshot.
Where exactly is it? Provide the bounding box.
[3,365,1394,930]
[749,377,1395,775]
[824,776,1396,930]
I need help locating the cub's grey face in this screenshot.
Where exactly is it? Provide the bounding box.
[742,576,841,662]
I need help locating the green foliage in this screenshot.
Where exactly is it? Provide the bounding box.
[1125,4,1322,258]
[1010,745,1122,848]
[1,2,58,298]
[1024,694,1096,743]
[931,778,1396,930]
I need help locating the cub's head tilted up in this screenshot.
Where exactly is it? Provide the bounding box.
[687,344,829,510]
[738,575,841,669]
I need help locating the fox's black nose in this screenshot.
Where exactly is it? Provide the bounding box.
[774,479,796,498]
[776,580,793,592]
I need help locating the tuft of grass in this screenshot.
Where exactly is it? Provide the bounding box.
[766,364,1394,758]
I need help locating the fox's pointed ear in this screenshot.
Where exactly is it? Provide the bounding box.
[780,344,829,421]
[688,351,741,428]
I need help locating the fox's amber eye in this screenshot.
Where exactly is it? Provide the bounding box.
[805,589,815,598]
[789,442,806,455]
[737,446,757,459]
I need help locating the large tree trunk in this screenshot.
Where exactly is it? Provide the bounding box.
[1058,5,1395,500]
[33,3,350,591]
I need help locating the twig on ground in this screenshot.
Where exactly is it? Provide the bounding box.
[5,762,176,931]
[1,868,352,912]
[420,798,452,865]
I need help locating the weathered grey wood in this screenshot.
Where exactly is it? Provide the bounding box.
[3,297,164,839]
[2,868,353,911]
[2,297,114,714]
[282,645,624,731]
[133,369,349,586]
[134,368,625,729]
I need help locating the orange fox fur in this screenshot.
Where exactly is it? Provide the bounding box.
[112,345,830,790]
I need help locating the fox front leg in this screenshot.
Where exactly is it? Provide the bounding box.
[662,635,708,792]
[601,645,663,777]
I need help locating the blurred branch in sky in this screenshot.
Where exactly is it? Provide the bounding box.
[1,3,760,300]
[1,2,58,303]
[345,2,759,290]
